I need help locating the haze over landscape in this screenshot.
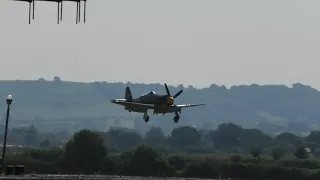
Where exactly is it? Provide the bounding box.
[0,0,318,136]
[0,0,318,88]
[1,1,320,179]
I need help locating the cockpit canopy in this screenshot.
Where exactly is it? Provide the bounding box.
[141,91,156,96]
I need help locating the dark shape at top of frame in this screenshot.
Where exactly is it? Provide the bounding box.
[10,0,88,24]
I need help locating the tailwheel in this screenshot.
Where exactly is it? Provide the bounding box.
[173,115,180,123]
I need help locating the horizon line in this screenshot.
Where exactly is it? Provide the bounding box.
[0,78,315,90]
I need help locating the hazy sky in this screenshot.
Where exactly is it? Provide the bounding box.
[0,0,318,89]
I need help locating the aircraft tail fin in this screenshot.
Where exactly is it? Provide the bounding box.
[125,86,133,101]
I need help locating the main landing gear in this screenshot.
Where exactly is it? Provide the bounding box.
[143,112,150,122]
[143,111,180,123]
[173,112,180,123]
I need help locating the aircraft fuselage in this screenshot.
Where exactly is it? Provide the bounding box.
[110,84,203,123]
[112,93,176,114]
[135,93,168,104]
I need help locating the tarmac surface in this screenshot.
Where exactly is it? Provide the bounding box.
[0,174,228,180]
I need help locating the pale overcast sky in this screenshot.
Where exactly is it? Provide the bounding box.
[0,0,318,89]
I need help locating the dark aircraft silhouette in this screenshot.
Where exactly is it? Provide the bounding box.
[111,83,205,123]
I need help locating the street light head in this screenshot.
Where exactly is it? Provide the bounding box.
[7,95,12,100]
[6,95,12,105]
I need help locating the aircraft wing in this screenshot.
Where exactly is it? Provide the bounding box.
[112,100,205,110]
[175,104,205,108]
[118,102,205,109]
[115,101,156,108]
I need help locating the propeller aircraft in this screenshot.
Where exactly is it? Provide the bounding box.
[110,83,205,123]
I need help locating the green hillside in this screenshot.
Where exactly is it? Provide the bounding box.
[0,77,319,134]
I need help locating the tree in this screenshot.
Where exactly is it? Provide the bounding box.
[241,129,273,149]
[145,127,165,146]
[38,78,46,82]
[313,148,320,157]
[305,131,320,145]
[211,123,243,150]
[40,138,50,148]
[250,146,263,158]
[53,76,61,83]
[145,127,165,139]
[123,145,173,176]
[168,155,186,170]
[294,146,308,159]
[230,155,242,163]
[304,142,320,153]
[11,124,39,146]
[64,129,107,174]
[105,128,143,151]
[274,132,304,147]
[169,126,201,148]
[271,147,285,160]
[23,148,64,162]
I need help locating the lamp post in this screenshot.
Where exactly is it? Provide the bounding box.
[1,95,12,174]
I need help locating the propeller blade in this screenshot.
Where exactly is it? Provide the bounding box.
[173,90,183,98]
[164,83,170,96]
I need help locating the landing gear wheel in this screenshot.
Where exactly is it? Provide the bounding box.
[144,116,150,122]
[173,116,179,123]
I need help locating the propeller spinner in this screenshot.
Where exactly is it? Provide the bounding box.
[162,83,183,115]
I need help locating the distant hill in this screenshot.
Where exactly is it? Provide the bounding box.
[0,77,319,134]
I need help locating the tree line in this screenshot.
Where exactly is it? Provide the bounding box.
[4,123,320,179]
[1,79,320,133]
[5,123,320,156]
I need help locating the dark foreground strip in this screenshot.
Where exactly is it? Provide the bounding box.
[0,174,222,180]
